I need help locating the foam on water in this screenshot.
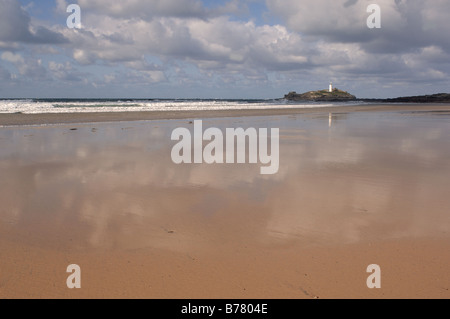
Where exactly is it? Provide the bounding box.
[0,99,362,114]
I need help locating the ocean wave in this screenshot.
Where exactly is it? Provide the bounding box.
[0,99,363,114]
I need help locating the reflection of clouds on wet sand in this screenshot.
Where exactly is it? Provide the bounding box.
[266,112,450,245]
[0,112,449,252]
[0,121,279,251]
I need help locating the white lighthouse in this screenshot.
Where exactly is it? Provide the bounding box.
[329,82,333,93]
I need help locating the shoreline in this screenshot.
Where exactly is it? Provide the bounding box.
[1,103,450,126]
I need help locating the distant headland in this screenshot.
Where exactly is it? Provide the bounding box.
[284,83,450,103]
[362,93,450,103]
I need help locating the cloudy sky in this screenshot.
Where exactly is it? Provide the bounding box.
[0,0,449,99]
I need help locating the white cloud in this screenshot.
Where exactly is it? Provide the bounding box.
[1,0,450,97]
[76,0,245,19]
[55,0,69,14]
[0,65,11,80]
[77,0,207,18]
[1,51,25,64]
[1,51,46,79]
[267,0,450,53]
[0,0,67,44]
[48,61,82,81]
[60,13,312,77]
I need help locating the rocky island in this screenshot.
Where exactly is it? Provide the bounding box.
[284,88,356,102]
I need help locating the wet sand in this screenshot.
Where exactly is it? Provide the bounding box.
[1,105,450,299]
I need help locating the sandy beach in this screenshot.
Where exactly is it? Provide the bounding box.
[1,104,449,299]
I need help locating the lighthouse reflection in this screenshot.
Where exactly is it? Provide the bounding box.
[327,113,349,128]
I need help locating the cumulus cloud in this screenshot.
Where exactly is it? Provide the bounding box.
[267,0,450,53]
[58,1,448,78]
[76,0,243,19]
[60,13,312,77]
[0,65,11,80]
[1,51,47,79]
[1,51,24,64]
[48,61,84,81]
[0,0,67,44]
[261,0,450,93]
[0,0,449,97]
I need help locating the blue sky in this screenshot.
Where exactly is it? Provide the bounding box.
[1,0,450,99]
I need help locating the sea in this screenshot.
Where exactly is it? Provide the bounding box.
[0,98,367,114]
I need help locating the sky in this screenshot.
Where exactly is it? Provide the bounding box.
[0,0,449,99]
